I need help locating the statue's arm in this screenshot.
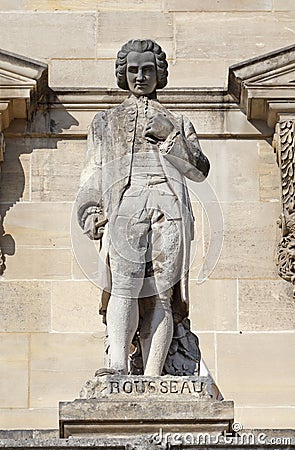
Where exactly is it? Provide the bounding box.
[76,113,107,239]
[160,115,210,182]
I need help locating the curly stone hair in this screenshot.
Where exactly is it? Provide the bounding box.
[115,39,168,90]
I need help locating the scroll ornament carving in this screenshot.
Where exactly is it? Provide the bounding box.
[273,120,295,297]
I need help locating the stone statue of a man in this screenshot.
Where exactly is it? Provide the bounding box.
[76,39,210,377]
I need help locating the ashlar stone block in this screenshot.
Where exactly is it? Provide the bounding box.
[274,0,295,11]
[0,281,51,332]
[30,332,104,408]
[0,12,96,59]
[0,407,58,430]
[175,12,295,60]
[96,12,173,58]
[51,281,104,333]
[166,0,273,12]
[49,59,116,89]
[0,333,28,363]
[239,279,295,331]
[168,59,234,88]
[235,406,295,429]
[217,332,295,407]
[190,279,238,331]
[258,140,280,202]
[31,140,86,201]
[0,361,28,408]
[198,140,260,202]
[2,202,72,248]
[24,0,97,10]
[0,0,25,10]
[206,202,281,279]
[2,248,72,280]
[0,152,30,203]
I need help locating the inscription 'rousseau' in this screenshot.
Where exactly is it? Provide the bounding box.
[108,379,202,395]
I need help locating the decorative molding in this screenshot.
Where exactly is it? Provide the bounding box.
[273,119,295,297]
[0,48,48,132]
[0,49,48,274]
[228,44,295,129]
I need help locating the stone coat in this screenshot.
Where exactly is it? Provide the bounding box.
[76,95,210,321]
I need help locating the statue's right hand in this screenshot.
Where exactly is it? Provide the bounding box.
[83,214,104,240]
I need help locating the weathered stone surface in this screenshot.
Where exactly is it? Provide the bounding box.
[0,361,28,408]
[2,202,72,248]
[31,140,86,201]
[0,429,294,449]
[258,141,280,202]
[30,333,104,408]
[0,333,28,361]
[0,409,58,430]
[168,59,235,88]
[0,152,30,202]
[0,0,24,10]
[274,0,295,11]
[190,279,238,331]
[0,281,51,331]
[217,332,295,406]
[166,0,273,11]
[23,0,163,10]
[0,333,29,409]
[198,140,260,202]
[60,395,234,437]
[235,406,295,429]
[0,12,96,59]
[96,12,173,58]
[49,60,116,89]
[239,279,295,331]
[203,202,281,279]
[24,0,98,10]
[175,12,295,60]
[51,281,104,333]
[2,248,71,280]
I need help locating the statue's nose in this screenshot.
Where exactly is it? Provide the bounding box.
[136,69,145,81]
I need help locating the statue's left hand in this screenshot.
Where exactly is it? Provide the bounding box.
[144,113,174,142]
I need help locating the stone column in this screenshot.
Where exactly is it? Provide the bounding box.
[273,118,295,297]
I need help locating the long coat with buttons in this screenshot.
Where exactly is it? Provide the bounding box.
[76,95,210,322]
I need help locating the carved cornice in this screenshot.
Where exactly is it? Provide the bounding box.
[0,48,48,139]
[228,44,295,129]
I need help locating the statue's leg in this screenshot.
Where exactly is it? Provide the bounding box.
[107,196,149,374]
[140,291,173,376]
[106,295,139,374]
[140,188,183,376]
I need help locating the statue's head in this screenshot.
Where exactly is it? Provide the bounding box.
[115,39,168,96]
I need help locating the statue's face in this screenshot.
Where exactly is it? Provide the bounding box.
[126,51,157,96]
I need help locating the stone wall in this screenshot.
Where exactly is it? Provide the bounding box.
[0,0,294,430]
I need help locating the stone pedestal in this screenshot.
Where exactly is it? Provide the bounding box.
[59,375,234,441]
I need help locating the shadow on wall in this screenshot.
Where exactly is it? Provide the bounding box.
[0,88,79,274]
